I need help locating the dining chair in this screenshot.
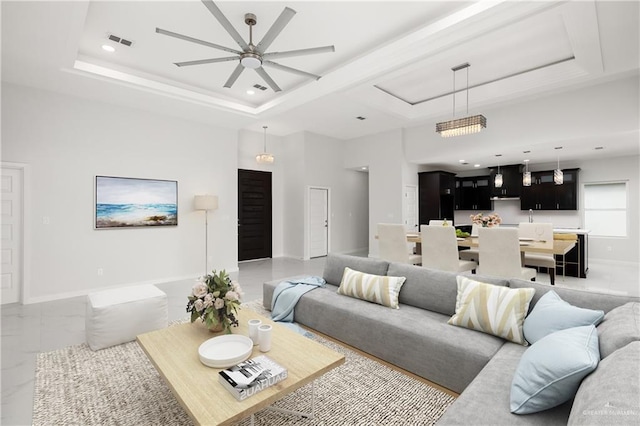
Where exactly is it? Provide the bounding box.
[420,225,477,273]
[377,223,422,265]
[459,224,481,262]
[428,219,453,226]
[519,223,556,285]
[476,227,536,281]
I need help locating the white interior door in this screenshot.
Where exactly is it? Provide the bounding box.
[309,187,328,258]
[403,185,418,232]
[1,167,23,304]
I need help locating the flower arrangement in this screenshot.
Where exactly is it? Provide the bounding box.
[470,212,502,228]
[187,270,243,333]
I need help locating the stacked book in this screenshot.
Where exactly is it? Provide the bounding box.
[218,355,288,401]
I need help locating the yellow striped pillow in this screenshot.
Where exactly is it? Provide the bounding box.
[448,276,535,345]
[337,267,406,309]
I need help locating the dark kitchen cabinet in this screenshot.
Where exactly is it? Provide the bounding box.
[419,171,455,225]
[455,176,493,210]
[489,165,521,198]
[521,169,579,210]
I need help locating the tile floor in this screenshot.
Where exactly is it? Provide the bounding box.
[1,255,638,425]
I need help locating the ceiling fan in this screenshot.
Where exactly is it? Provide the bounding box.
[156,0,335,92]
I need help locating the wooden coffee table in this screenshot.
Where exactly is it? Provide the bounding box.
[137,309,345,425]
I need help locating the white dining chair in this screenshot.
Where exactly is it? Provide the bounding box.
[420,225,477,273]
[377,223,422,265]
[428,219,453,226]
[518,222,556,285]
[459,224,481,262]
[476,227,536,281]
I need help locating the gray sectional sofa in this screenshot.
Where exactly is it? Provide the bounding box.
[263,254,640,425]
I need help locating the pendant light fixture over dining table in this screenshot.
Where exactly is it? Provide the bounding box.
[256,125,274,164]
[494,154,503,188]
[436,63,487,137]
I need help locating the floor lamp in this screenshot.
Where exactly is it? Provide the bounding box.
[194,195,218,274]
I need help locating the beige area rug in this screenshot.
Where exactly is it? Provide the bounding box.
[33,301,456,425]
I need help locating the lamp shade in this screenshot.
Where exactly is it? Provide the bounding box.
[194,195,218,211]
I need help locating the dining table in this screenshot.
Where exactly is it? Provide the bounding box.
[406,234,576,256]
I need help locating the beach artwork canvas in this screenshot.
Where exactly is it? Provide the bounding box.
[95,176,178,228]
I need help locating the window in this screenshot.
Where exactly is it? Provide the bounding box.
[583,182,627,237]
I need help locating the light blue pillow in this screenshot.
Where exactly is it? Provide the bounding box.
[523,290,604,344]
[510,325,600,414]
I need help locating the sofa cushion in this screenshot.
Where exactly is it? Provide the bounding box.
[280,282,504,393]
[509,278,639,314]
[596,302,640,359]
[337,267,406,309]
[448,276,535,345]
[437,342,573,425]
[523,290,604,344]
[389,263,508,316]
[510,325,600,415]
[568,341,640,425]
[322,253,389,286]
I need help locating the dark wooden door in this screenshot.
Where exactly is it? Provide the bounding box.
[238,169,272,261]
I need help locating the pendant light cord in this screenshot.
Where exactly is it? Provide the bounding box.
[263,126,267,151]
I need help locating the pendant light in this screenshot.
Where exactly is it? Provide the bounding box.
[256,126,274,164]
[436,63,487,137]
[554,147,563,185]
[494,154,503,188]
[522,159,531,187]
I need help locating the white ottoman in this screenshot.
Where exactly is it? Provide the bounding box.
[86,285,168,351]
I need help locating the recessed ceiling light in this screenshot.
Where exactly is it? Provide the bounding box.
[554,146,563,150]
[524,159,530,163]
[474,164,481,168]
[495,154,502,157]
[361,167,368,170]
[523,150,531,154]
[246,90,255,95]
[102,44,115,53]
[459,159,465,163]
[595,146,604,150]
[356,116,366,120]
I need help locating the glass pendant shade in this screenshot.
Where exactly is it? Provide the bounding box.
[256,153,275,164]
[523,171,531,186]
[494,173,503,188]
[554,168,563,185]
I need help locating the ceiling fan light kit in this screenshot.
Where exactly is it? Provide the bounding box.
[156,0,335,92]
[436,63,487,138]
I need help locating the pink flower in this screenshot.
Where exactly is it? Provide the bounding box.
[225,291,239,301]
[214,298,225,309]
[192,283,208,298]
[203,293,213,308]
[194,299,205,312]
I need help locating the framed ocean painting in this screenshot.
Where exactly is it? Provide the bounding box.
[95,176,178,229]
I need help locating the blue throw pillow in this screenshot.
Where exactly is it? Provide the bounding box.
[510,325,600,414]
[523,290,604,344]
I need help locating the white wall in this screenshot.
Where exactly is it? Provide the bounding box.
[1,83,239,303]
[344,129,410,257]
[303,132,369,258]
[281,133,306,258]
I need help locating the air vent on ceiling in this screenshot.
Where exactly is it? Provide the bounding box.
[107,34,134,47]
[253,84,267,91]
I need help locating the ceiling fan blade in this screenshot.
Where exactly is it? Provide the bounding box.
[262,45,335,60]
[175,57,238,67]
[156,28,241,55]
[255,67,282,92]
[201,0,249,51]
[223,64,245,88]
[263,60,321,80]
[256,7,296,53]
